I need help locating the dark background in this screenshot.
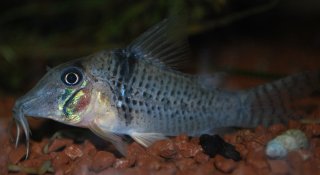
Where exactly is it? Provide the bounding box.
[1,0,320,96]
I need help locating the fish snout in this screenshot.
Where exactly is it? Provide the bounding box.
[13,91,46,117]
[12,97,27,125]
[12,96,32,158]
[12,95,31,131]
[13,99,25,117]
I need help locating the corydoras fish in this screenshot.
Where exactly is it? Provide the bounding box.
[12,19,320,157]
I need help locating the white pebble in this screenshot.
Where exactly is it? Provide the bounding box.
[266,129,308,159]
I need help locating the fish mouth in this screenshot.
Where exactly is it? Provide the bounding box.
[12,96,39,158]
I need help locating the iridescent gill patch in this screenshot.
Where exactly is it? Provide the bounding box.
[64,90,86,122]
[58,88,74,111]
[59,81,89,123]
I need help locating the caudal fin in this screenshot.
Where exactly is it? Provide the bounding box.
[239,70,320,127]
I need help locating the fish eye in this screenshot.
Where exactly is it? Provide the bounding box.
[61,67,83,86]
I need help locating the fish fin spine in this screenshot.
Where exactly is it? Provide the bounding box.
[130,132,167,147]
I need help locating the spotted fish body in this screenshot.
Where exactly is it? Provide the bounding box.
[85,51,319,134]
[12,19,320,156]
[84,50,239,135]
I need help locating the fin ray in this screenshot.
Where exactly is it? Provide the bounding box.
[130,132,167,147]
[127,18,189,68]
[89,121,128,155]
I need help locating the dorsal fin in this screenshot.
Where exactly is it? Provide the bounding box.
[126,18,189,68]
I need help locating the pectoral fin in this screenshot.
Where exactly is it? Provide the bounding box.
[89,122,128,155]
[130,132,167,147]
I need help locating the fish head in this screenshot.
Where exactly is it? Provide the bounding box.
[13,59,95,137]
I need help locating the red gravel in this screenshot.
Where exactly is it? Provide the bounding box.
[1,97,320,175]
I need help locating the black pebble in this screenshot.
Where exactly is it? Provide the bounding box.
[199,134,241,161]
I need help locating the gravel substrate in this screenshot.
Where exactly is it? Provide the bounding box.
[1,97,320,175]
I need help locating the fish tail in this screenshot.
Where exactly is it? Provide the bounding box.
[238,70,320,127]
